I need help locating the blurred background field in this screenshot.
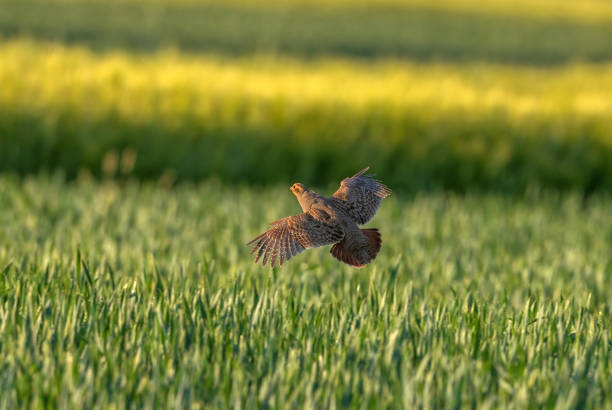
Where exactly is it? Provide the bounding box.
[1,0,612,192]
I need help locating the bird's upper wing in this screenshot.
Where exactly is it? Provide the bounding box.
[247,208,344,267]
[332,166,391,225]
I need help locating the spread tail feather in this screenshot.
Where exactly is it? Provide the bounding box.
[330,228,381,268]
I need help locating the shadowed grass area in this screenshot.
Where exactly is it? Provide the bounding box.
[0,176,611,407]
[2,0,612,64]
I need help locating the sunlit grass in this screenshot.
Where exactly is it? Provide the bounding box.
[3,39,612,121]
[0,176,611,407]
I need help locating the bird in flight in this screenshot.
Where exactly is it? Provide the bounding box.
[247,166,391,268]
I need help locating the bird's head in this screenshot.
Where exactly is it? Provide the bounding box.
[291,183,319,211]
[290,183,307,197]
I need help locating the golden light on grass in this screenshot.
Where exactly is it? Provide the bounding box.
[2,39,612,127]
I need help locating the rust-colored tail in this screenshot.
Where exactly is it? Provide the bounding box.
[330,228,382,268]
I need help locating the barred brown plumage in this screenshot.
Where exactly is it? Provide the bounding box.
[247,166,391,268]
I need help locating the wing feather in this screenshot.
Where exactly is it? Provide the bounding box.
[279,226,290,266]
[247,209,344,267]
[332,166,391,225]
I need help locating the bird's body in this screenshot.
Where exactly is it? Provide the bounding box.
[247,167,391,267]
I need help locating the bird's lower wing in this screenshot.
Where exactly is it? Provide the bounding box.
[247,211,344,267]
[332,166,392,225]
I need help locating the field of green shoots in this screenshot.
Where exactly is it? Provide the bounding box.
[1,176,611,408]
[2,0,612,407]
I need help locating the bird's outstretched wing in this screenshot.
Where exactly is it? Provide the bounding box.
[332,166,391,225]
[247,209,344,267]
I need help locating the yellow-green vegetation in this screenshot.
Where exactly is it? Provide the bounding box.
[5,39,612,118]
[1,176,611,407]
[1,39,612,191]
[0,0,612,409]
[13,0,612,22]
[2,0,612,406]
[2,0,612,192]
[8,0,612,23]
[3,0,612,63]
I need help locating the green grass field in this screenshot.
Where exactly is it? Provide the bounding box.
[1,176,611,408]
[2,0,612,407]
[3,0,612,63]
